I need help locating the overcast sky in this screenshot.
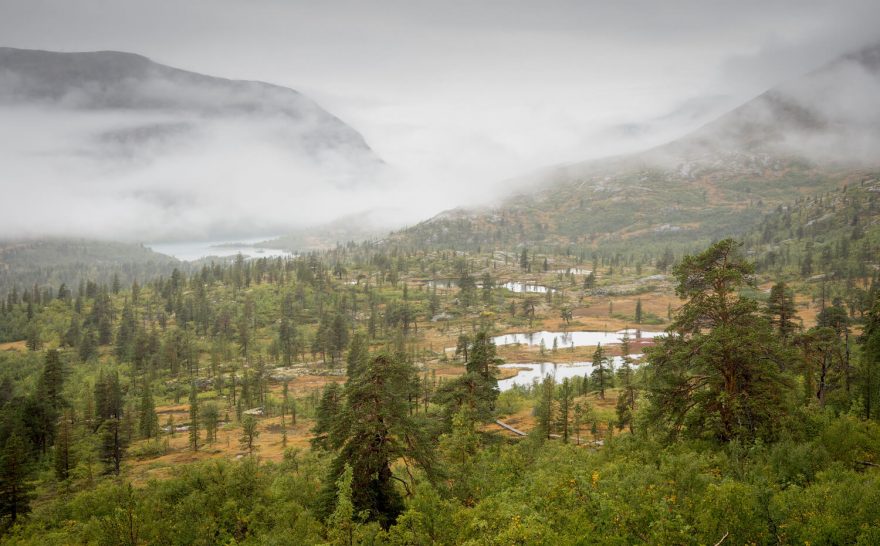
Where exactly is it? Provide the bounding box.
[1,0,879,242]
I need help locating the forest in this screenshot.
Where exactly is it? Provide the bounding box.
[1,178,880,544]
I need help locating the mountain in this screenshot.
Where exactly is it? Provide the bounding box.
[0,47,380,167]
[0,238,178,296]
[0,47,386,241]
[391,43,880,252]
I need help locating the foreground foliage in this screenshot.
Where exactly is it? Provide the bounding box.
[3,410,879,544]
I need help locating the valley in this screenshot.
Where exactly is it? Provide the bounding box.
[2,32,880,546]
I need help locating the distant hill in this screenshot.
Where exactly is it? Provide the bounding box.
[0,47,380,167]
[391,43,880,252]
[0,239,178,296]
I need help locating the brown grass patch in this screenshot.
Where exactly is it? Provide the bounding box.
[0,340,26,352]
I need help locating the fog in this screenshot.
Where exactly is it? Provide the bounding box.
[0,103,412,241]
[1,0,879,242]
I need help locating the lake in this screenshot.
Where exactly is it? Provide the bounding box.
[147,237,291,262]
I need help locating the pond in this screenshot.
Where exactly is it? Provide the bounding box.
[553,268,592,276]
[498,355,643,391]
[425,280,556,293]
[426,279,459,289]
[501,281,555,294]
[491,329,663,349]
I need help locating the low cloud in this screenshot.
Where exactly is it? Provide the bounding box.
[0,103,415,242]
[1,1,879,243]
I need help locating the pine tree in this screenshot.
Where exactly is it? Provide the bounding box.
[584,272,596,290]
[282,381,292,426]
[278,317,298,366]
[186,384,199,451]
[95,371,126,474]
[800,326,847,408]
[116,299,137,362]
[311,383,345,450]
[556,378,575,443]
[25,321,41,352]
[766,282,799,340]
[39,349,65,408]
[326,464,357,545]
[98,418,126,475]
[535,376,556,440]
[346,333,369,380]
[645,239,793,442]
[138,383,159,438]
[62,315,81,348]
[434,332,500,428]
[239,414,259,455]
[54,413,73,482]
[320,352,434,529]
[859,294,880,420]
[0,432,33,524]
[616,356,637,433]
[79,329,98,362]
[202,403,219,444]
[573,401,593,445]
[591,344,612,399]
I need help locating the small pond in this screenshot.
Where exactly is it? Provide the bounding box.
[491,329,663,349]
[498,355,643,391]
[501,281,555,294]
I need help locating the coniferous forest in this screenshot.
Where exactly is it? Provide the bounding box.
[2,226,880,543]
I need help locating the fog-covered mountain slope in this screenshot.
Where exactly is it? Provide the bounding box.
[391,43,880,250]
[0,47,386,241]
[0,47,379,164]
